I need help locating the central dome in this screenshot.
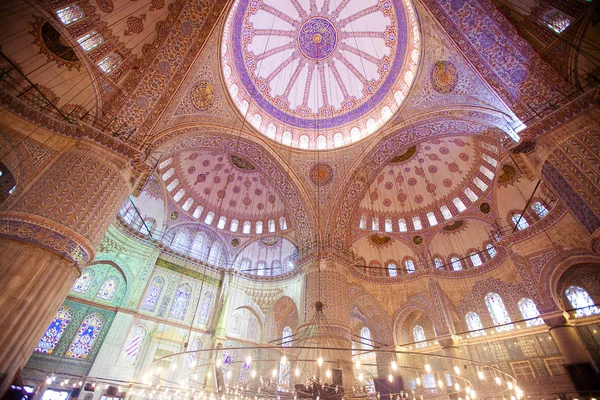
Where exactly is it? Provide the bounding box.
[221,0,420,149]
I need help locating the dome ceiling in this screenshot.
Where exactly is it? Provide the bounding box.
[357,135,499,230]
[159,150,289,231]
[221,0,420,149]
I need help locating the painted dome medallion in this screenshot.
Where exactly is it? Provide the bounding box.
[221,0,421,149]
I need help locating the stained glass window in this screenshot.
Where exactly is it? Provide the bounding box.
[486,243,497,258]
[56,5,84,25]
[413,325,426,348]
[198,292,214,324]
[239,352,252,384]
[464,188,478,202]
[35,306,72,354]
[187,338,201,368]
[512,214,529,230]
[566,286,599,317]
[231,313,242,336]
[282,326,292,347]
[427,212,438,226]
[517,298,544,326]
[388,263,398,277]
[360,327,372,349]
[279,217,287,230]
[451,257,462,271]
[434,258,444,270]
[465,312,484,337]
[405,259,416,273]
[208,242,223,265]
[485,293,513,331]
[255,221,263,234]
[98,53,122,74]
[531,201,549,218]
[470,253,483,267]
[278,360,291,391]
[66,313,104,359]
[473,177,488,191]
[193,205,204,219]
[247,317,259,340]
[384,218,393,232]
[96,276,118,301]
[453,197,466,212]
[440,206,452,220]
[243,221,251,234]
[230,219,239,232]
[119,325,145,365]
[72,269,93,294]
[398,218,407,232]
[166,178,179,192]
[257,261,266,276]
[141,277,164,312]
[372,217,379,231]
[542,8,571,34]
[77,31,103,52]
[412,216,422,230]
[268,219,276,233]
[169,284,191,320]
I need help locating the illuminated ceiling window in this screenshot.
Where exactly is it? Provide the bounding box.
[453,198,466,212]
[434,258,444,270]
[360,327,372,350]
[517,298,544,326]
[566,286,599,317]
[173,188,185,202]
[464,188,478,202]
[473,177,488,191]
[398,219,407,232]
[485,293,513,331]
[450,257,462,271]
[217,216,227,230]
[486,244,497,258]
[162,168,174,181]
[158,158,172,169]
[192,206,203,219]
[243,221,251,234]
[465,312,484,337]
[56,5,84,25]
[166,179,179,192]
[230,219,239,232]
[279,217,287,231]
[384,219,393,233]
[182,197,194,211]
[482,153,497,167]
[413,325,426,347]
[479,166,494,180]
[440,206,452,220]
[255,221,263,235]
[268,219,276,233]
[372,217,379,231]
[388,263,397,277]
[541,8,571,34]
[412,216,422,230]
[98,53,122,74]
[204,211,215,225]
[77,31,103,52]
[512,214,529,230]
[470,253,482,267]
[427,212,437,226]
[405,259,416,274]
[531,201,549,218]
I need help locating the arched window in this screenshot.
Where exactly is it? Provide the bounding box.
[282,326,292,347]
[412,216,422,230]
[465,312,484,337]
[230,219,239,232]
[208,242,223,265]
[231,314,242,336]
[182,197,194,211]
[541,8,571,34]
[372,217,379,231]
[565,286,599,317]
[77,31,103,52]
[427,212,438,226]
[434,258,444,270]
[166,178,179,192]
[255,221,263,234]
[217,216,226,229]
[66,314,104,359]
[119,325,146,365]
[187,338,201,368]
[268,219,276,233]
[279,217,287,230]
[531,201,549,218]
[141,277,164,312]
[517,298,543,326]
[450,257,462,271]
[272,260,282,274]
[360,327,372,349]
[479,166,494,180]
[98,53,122,74]
[470,253,482,267]
[398,218,407,232]
[413,325,426,347]
[56,5,84,25]
[473,177,488,191]
[388,263,398,277]
[512,214,529,230]
[405,259,415,273]
[440,206,452,220]
[72,269,93,294]
[486,244,497,258]
[35,306,72,354]
[484,293,513,331]
[159,158,172,170]
[247,317,259,340]
[169,284,191,320]
[256,261,266,276]
[384,218,393,232]
[464,187,478,202]
[453,198,466,212]
[96,276,119,301]
[198,292,214,324]
[191,233,206,259]
[278,360,291,392]
[193,205,203,219]
[204,211,215,225]
[123,207,136,224]
[243,221,251,234]
[240,259,251,272]
[162,167,175,181]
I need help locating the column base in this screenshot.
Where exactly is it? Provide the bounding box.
[0,238,79,395]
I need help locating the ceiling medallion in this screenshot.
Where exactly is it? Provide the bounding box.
[390,145,417,163]
[309,163,333,186]
[370,235,391,245]
[431,60,458,94]
[230,155,255,170]
[298,18,337,60]
[413,235,423,244]
[231,238,240,247]
[170,211,178,220]
[191,81,215,111]
[479,202,491,214]
[443,220,464,231]
[498,164,517,183]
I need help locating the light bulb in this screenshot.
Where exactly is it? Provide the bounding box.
[415,377,421,386]
[227,370,232,379]
[477,371,484,380]
[454,383,460,391]
[294,368,300,377]
[272,368,277,378]
[358,373,364,382]
[391,361,397,371]
[207,371,212,379]
[45,378,52,385]
[507,381,513,390]
[437,380,444,389]
[354,359,361,368]
[387,375,393,383]
[326,370,331,379]
[424,364,431,373]
[281,355,287,364]
[171,363,177,371]
[251,370,256,378]
[216,360,222,368]
[317,357,323,367]
[246,356,252,365]
[454,365,460,375]
[494,376,502,385]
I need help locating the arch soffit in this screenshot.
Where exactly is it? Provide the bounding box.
[392,302,439,346]
[149,128,316,248]
[232,305,264,332]
[326,118,503,249]
[88,259,129,286]
[349,290,393,346]
[264,296,299,340]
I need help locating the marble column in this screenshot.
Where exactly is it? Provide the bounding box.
[0,139,134,394]
[438,335,462,398]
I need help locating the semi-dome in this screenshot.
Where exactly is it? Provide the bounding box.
[221,0,421,149]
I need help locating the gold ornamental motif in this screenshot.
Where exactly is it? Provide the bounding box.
[191,81,215,111]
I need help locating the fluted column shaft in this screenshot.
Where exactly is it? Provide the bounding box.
[0,139,134,394]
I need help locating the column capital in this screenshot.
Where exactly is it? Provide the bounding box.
[542,311,572,329]
[437,334,460,349]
